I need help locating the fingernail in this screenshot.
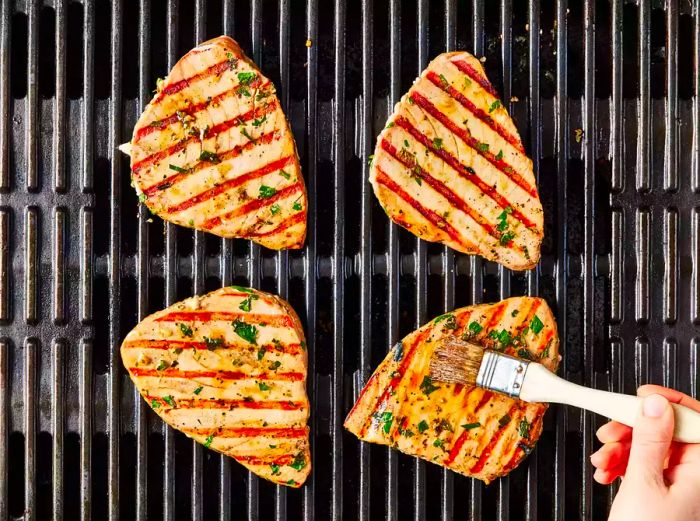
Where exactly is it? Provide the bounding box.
[642,394,668,418]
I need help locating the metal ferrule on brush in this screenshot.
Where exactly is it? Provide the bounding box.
[476,350,530,398]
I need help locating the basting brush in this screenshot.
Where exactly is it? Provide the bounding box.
[429,337,700,443]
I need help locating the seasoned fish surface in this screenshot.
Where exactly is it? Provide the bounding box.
[344,297,559,483]
[370,51,543,270]
[128,36,306,250]
[121,287,311,487]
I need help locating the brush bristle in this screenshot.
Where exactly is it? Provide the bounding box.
[429,338,486,386]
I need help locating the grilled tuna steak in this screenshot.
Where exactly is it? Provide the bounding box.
[126,36,306,250]
[370,51,543,270]
[344,297,559,483]
[121,287,311,487]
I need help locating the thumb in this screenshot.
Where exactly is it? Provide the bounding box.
[625,393,674,488]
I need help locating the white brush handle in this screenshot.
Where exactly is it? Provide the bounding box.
[520,363,700,443]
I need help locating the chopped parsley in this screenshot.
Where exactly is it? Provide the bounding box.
[518,418,531,439]
[367,154,375,166]
[163,395,176,407]
[292,201,303,211]
[138,193,147,203]
[151,399,160,408]
[540,345,551,359]
[279,169,291,180]
[419,375,440,396]
[268,360,281,371]
[433,137,443,150]
[496,207,512,232]
[461,422,481,430]
[385,121,395,128]
[517,348,535,361]
[238,86,251,97]
[530,315,544,334]
[237,71,256,85]
[194,386,203,395]
[417,420,429,434]
[468,321,483,334]
[156,360,169,371]
[270,463,281,476]
[169,164,189,173]
[437,419,454,433]
[239,294,259,312]
[149,120,165,128]
[257,346,266,360]
[199,150,221,163]
[488,100,502,113]
[204,435,214,448]
[241,127,256,142]
[438,74,450,88]
[433,439,445,448]
[252,116,267,127]
[232,319,258,344]
[230,285,254,293]
[477,142,489,153]
[500,230,516,245]
[188,219,194,226]
[258,382,271,391]
[434,313,457,330]
[177,323,193,337]
[378,411,393,434]
[403,139,410,148]
[495,150,504,161]
[511,309,520,317]
[286,479,297,486]
[270,203,281,215]
[203,336,224,350]
[498,414,512,428]
[289,453,306,471]
[258,185,277,199]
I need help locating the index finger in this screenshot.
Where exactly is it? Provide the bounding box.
[637,385,700,413]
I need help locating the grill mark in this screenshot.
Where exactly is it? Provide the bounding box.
[344,371,382,427]
[136,77,268,142]
[448,58,500,98]
[407,92,539,200]
[473,390,494,414]
[201,180,303,230]
[131,101,278,176]
[469,403,520,474]
[425,71,525,154]
[374,168,477,252]
[147,395,305,410]
[442,387,480,465]
[155,311,292,327]
[164,156,295,215]
[392,115,538,231]
[234,454,295,466]
[129,367,304,381]
[476,302,509,340]
[122,339,303,355]
[183,426,307,438]
[142,131,279,197]
[359,328,433,437]
[502,409,543,473]
[380,140,510,247]
[153,59,231,103]
[248,211,306,238]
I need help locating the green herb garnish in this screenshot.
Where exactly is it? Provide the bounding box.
[151,399,160,408]
[495,150,504,161]
[433,137,443,150]
[461,422,481,430]
[500,230,516,245]
[477,142,489,153]
[163,395,176,407]
[270,203,281,215]
[518,418,531,439]
[252,116,267,127]
[488,100,502,113]
[270,463,281,476]
[498,414,512,428]
[530,315,544,334]
[239,294,259,312]
[203,336,224,350]
[169,164,189,173]
[417,420,429,434]
[232,319,258,344]
[177,323,193,337]
[194,386,203,395]
[292,201,303,211]
[237,71,256,85]
[258,382,271,391]
[199,150,221,163]
[468,321,483,334]
[230,285,254,293]
[156,360,169,371]
[279,169,291,180]
[241,127,255,142]
[419,375,440,396]
[289,453,306,471]
[204,435,214,448]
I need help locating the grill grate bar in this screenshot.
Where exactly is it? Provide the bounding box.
[553,1,568,520]
[24,339,37,521]
[79,338,93,521]
[694,0,700,194]
[26,0,38,192]
[107,1,124,518]
[665,0,679,192]
[136,1,151,519]
[386,1,401,519]
[302,1,318,519]
[51,339,65,520]
[582,0,596,517]
[637,0,650,192]
[0,0,9,191]
[331,1,347,518]
[358,0,373,519]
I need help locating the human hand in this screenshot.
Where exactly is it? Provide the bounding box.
[589,385,700,521]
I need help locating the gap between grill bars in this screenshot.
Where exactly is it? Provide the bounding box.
[1,1,699,520]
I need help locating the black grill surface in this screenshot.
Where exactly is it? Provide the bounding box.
[1,0,699,520]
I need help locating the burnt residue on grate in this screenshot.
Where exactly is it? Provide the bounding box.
[1,1,699,520]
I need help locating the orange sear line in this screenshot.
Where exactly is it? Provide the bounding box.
[248,211,306,238]
[201,180,303,230]
[184,426,307,438]
[122,339,304,355]
[146,395,306,410]
[373,167,477,252]
[163,156,295,215]
[449,58,500,98]
[152,59,232,103]
[233,454,295,466]
[129,367,304,381]
[425,71,525,154]
[154,311,293,327]
[407,92,539,200]
[469,403,520,474]
[131,101,278,177]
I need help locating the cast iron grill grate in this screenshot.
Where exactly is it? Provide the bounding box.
[0,0,699,520]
